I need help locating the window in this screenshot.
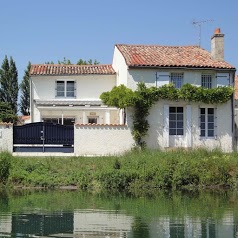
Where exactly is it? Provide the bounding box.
[171,73,183,88]
[88,117,98,124]
[169,107,183,135]
[201,75,212,88]
[56,80,75,97]
[42,117,75,125]
[200,108,215,137]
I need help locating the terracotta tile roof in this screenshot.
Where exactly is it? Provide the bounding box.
[235,75,238,100]
[116,44,235,69]
[30,64,115,76]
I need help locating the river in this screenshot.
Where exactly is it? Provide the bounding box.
[0,190,237,237]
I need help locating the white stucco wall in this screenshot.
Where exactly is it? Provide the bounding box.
[30,74,117,123]
[127,99,233,152]
[74,125,134,156]
[31,74,116,100]
[0,125,13,153]
[127,68,227,90]
[112,46,128,86]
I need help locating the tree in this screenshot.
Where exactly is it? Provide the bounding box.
[20,62,31,115]
[76,58,100,65]
[0,56,18,114]
[45,58,100,65]
[0,101,17,123]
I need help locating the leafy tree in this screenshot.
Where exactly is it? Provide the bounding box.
[20,62,31,115]
[0,101,17,123]
[0,56,18,114]
[77,58,99,65]
[45,58,100,65]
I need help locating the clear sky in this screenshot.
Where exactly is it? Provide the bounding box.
[0,0,237,82]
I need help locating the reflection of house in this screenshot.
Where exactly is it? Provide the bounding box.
[0,213,12,234]
[30,65,120,125]
[74,210,133,237]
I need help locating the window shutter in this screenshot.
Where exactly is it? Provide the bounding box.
[216,73,230,87]
[163,105,169,147]
[186,105,192,147]
[156,72,170,87]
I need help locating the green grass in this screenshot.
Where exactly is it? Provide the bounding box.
[1,149,238,193]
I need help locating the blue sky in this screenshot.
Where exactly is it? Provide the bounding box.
[0,0,237,81]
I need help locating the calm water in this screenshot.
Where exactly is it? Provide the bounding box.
[0,190,237,237]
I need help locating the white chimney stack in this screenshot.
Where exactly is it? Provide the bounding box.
[211,28,224,61]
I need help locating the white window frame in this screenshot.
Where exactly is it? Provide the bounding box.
[56,80,76,98]
[200,107,216,138]
[170,73,183,88]
[201,74,212,89]
[169,106,184,136]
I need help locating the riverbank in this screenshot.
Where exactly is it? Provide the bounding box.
[1,149,238,193]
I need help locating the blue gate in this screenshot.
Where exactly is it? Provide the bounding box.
[13,122,74,153]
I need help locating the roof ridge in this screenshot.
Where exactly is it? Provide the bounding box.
[31,64,113,67]
[115,44,200,48]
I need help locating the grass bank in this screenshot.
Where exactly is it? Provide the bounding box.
[1,149,238,192]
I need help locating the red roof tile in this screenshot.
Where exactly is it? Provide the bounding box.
[30,64,115,76]
[235,75,238,100]
[116,44,235,69]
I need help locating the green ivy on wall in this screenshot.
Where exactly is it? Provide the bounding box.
[100,83,234,148]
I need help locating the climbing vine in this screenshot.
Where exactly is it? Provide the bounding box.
[100,83,234,148]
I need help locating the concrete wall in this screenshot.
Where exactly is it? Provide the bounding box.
[74,125,134,156]
[0,124,13,153]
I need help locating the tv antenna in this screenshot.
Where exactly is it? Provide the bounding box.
[192,19,214,47]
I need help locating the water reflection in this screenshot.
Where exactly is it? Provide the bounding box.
[0,190,237,237]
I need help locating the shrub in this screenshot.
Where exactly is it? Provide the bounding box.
[0,152,12,183]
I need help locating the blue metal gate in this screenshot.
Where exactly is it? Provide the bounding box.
[13,122,74,153]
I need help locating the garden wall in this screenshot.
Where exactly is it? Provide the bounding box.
[0,124,13,153]
[74,124,134,156]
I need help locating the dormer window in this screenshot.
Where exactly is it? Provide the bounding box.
[56,80,75,97]
[171,73,183,88]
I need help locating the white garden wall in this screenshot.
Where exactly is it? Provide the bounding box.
[0,124,13,153]
[74,125,134,156]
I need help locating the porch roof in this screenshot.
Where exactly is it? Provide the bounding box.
[34,99,104,106]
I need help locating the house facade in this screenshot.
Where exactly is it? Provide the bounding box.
[29,28,236,153]
[112,29,236,152]
[30,64,121,126]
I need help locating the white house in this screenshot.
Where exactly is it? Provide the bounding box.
[29,28,236,153]
[30,64,120,125]
[112,28,236,152]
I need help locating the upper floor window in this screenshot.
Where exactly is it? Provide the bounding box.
[56,80,75,97]
[201,75,212,89]
[171,73,183,88]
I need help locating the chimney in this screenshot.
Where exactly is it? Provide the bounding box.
[211,28,224,61]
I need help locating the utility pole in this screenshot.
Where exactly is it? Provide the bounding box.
[192,19,214,47]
